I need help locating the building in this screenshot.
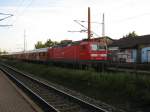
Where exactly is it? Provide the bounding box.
[109,35,150,63]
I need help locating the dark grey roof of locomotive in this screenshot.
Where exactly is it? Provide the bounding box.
[109,35,150,48]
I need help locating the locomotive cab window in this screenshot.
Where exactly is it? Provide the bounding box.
[91,44,105,51]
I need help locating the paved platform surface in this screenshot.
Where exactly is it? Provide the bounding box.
[0,70,42,112]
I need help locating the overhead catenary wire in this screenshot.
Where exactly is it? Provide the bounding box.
[11,0,34,26]
[0,13,13,15]
[0,0,25,27]
[0,24,12,27]
[75,20,103,24]
[0,14,13,21]
[112,12,150,24]
[0,13,13,27]
[11,0,26,24]
[73,20,100,37]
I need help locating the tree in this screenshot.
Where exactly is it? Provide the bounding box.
[0,49,1,55]
[0,49,8,55]
[123,31,138,38]
[35,41,45,49]
[45,39,58,47]
[2,50,8,54]
[35,39,59,49]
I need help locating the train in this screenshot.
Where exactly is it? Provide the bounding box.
[3,39,110,70]
[2,7,111,70]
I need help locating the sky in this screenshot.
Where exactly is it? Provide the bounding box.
[0,0,150,52]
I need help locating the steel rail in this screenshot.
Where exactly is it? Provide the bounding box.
[0,64,60,112]
[0,63,114,112]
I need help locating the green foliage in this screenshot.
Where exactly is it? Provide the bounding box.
[0,49,8,55]
[123,31,138,38]
[2,50,7,54]
[45,39,58,47]
[35,39,59,49]
[3,60,150,111]
[35,41,45,49]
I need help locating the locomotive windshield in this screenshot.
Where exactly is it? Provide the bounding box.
[91,44,106,51]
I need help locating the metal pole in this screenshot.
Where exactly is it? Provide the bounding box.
[102,13,105,37]
[88,7,91,39]
[102,13,108,58]
[24,29,26,52]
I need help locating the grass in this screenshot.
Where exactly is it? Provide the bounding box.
[2,60,150,112]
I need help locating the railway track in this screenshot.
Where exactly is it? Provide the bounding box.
[0,63,122,112]
[106,63,150,74]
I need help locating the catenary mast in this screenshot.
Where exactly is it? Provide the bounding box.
[88,7,91,39]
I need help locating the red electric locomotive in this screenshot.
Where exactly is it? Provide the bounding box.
[47,7,109,66]
[46,39,109,70]
[48,39,108,62]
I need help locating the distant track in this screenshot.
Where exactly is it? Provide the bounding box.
[0,63,117,112]
[106,63,150,74]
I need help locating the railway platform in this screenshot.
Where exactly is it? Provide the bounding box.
[0,70,43,112]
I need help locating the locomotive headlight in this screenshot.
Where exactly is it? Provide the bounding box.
[100,54,107,57]
[91,54,98,57]
[91,54,107,57]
